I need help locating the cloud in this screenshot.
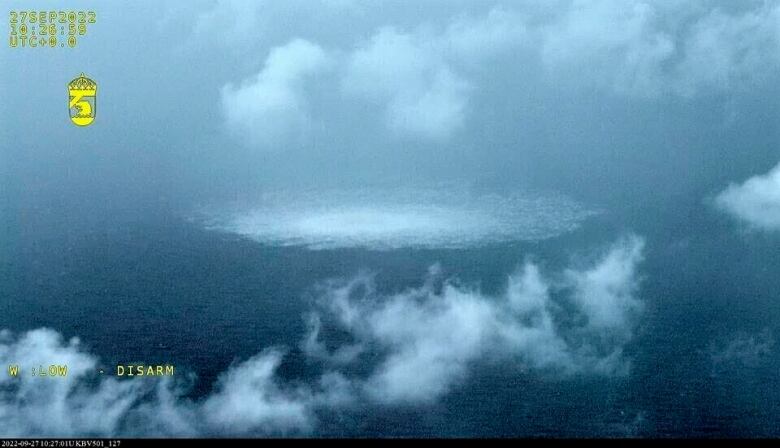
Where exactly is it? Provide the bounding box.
[0,330,320,437]
[0,235,645,436]
[216,2,780,149]
[310,266,499,403]
[221,39,332,150]
[539,0,675,97]
[307,235,645,404]
[0,329,146,437]
[710,330,774,368]
[342,27,470,140]
[674,4,780,97]
[201,349,314,435]
[715,162,780,231]
[566,234,644,332]
[193,0,267,50]
[341,2,780,103]
[341,7,525,140]
[215,6,527,144]
[538,0,780,97]
[441,7,527,59]
[191,0,359,51]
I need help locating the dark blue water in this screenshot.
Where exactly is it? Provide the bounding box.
[2,197,780,437]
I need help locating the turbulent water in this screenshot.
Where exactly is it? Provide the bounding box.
[195,187,597,250]
[3,189,780,437]
[3,0,779,438]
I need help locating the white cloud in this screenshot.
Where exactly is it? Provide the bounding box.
[710,330,774,368]
[209,5,528,143]
[566,234,644,332]
[342,27,471,140]
[0,329,149,437]
[442,7,527,60]
[201,349,314,435]
[498,263,580,372]
[341,1,780,107]
[308,235,646,404]
[0,330,320,437]
[193,0,267,50]
[315,270,498,403]
[716,162,780,231]
[191,0,359,50]
[221,39,331,150]
[0,236,645,435]
[538,0,780,97]
[341,7,527,140]
[674,4,780,97]
[539,0,675,97]
[216,2,780,148]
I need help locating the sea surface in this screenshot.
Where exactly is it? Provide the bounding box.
[2,190,780,437]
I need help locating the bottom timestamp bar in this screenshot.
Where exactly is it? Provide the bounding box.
[1,441,118,448]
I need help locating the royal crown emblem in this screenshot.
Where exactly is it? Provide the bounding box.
[68,73,97,126]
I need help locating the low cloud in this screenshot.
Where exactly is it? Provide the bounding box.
[0,329,147,437]
[565,235,644,332]
[715,162,780,231]
[710,330,774,368]
[341,8,524,140]
[0,330,320,437]
[216,2,780,149]
[343,27,471,139]
[221,39,332,150]
[193,0,267,50]
[539,0,780,97]
[202,349,316,435]
[674,4,780,97]
[307,235,645,404]
[539,0,675,97]
[0,236,644,436]
[220,7,527,145]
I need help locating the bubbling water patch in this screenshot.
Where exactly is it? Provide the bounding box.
[196,187,598,250]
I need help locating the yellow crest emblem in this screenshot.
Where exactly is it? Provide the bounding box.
[68,73,97,126]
